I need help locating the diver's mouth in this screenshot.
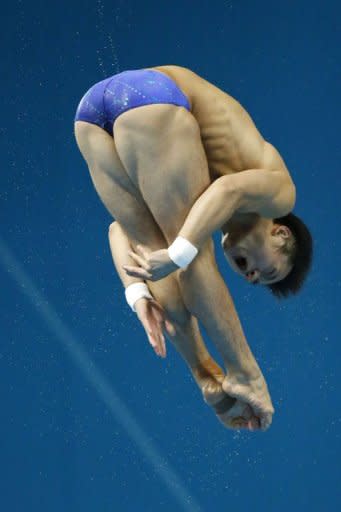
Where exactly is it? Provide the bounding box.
[234,256,248,271]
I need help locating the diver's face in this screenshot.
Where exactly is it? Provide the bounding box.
[222,225,292,285]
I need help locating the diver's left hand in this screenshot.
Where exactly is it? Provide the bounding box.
[122,245,179,281]
[134,297,176,358]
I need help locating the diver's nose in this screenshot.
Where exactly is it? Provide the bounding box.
[245,269,260,283]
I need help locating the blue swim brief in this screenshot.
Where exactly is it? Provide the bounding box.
[74,68,191,136]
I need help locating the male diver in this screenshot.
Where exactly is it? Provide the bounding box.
[74,65,312,432]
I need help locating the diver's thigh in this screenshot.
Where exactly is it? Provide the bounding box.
[74,121,138,195]
[74,121,163,247]
[113,105,211,243]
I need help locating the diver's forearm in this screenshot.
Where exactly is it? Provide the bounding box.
[108,222,143,288]
[178,176,241,248]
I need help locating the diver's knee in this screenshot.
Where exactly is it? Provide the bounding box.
[162,294,190,326]
[177,239,215,286]
[149,282,190,326]
[176,241,218,315]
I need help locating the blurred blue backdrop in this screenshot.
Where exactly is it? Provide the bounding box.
[1,1,340,511]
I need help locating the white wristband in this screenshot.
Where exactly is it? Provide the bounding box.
[167,236,198,268]
[125,282,153,312]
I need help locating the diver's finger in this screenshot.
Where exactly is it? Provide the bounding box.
[160,332,167,357]
[164,319,176,337]
[153,316,167,358]
[150,302,165,323]
[153,327,166,358]
[147,330,158,352]
[122,265,152,280]
[127,250,150,271]
[149,301,176,337]
[135,245,151,259]
[148,320,165,358]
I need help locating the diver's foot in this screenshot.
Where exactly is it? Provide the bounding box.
[201,376,235,410]
[194,359,258,431]
[222,371,275,431]
[202,380,259,431]
[200,375,237,423]
[193,358,234,410]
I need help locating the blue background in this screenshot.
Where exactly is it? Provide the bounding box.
[1,1,340,511]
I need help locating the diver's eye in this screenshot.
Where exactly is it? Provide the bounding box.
[235,257,247,270]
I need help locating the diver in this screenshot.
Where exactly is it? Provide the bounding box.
[74,65,312,431]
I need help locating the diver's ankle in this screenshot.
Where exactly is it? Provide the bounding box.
[192,357,224,382]
[227,363,262,384]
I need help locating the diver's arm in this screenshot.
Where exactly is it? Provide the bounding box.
[108,221,170,358]
[122,168,295,282]
[177,176,241,248]
[178,169,296,248]
[108,221,143,288]
[122,143,295,282]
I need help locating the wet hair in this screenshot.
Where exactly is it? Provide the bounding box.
[267,213,313,299]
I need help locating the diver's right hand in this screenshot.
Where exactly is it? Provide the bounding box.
[134,298,176,358]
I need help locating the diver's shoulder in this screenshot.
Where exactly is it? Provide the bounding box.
[263,142,288,172]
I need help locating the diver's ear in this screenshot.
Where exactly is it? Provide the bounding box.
[272,225,291,238]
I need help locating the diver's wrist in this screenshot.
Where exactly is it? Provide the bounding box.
[167,236,198,268]
[125,282,153,312]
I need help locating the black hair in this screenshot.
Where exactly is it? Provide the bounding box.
[267,213,313,299]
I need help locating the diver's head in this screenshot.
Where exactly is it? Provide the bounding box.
[222,213,313,298]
